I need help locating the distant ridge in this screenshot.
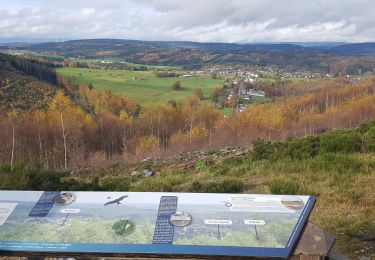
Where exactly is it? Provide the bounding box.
[326,42,375,56]
[1,39,374,56]
[1,39,374,71]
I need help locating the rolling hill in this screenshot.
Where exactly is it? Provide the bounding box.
[2,39,375,71]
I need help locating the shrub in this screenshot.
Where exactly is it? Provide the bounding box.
[0,163,29,190]
[319,131,362,153]
[268,179,300,195]
[252,137,319,161]
[310,153,364,174]
[222,156,245,166]
[284,136,320,159]
[219,179,245,193]
[210,164,230,175]
[171,80,182,90]
[131,173,185,192]
[59,177,93,191]
[190,179,244,193]
[98,176,131,191]
[195,160,207,171]
[363,126,375,152]
[252,139,277,160]
[0,163,92,191]
[190,181,203,192]
[356,119,375,134]
[27,171,67,190]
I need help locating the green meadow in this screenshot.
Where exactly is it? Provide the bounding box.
[56,67,223,105]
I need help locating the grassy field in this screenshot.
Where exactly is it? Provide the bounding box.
[122,62,181,71]
[74,58,181,70]
[57,67,223,105]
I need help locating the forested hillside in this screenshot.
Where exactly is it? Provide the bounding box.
[0,53,59,110]
[1,60,375,169]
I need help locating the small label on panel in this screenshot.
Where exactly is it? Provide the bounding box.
[60,208,80,214]
[244,219,266,225]
[204,219,232,225]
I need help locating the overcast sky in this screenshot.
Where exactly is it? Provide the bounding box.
[0,0,374,43]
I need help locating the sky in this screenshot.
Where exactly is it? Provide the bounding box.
[0,0,374,43]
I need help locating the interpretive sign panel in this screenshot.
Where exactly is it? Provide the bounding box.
[0,191,315,258]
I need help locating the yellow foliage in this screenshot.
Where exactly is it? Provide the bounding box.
[6,109,19,122]
[190,126,209,140]
[170,126,209,146]
[119,110,129,122]
[48,90,87,134]
[137,135,159,153]
[49,90,72,112]
[33,110,46,124]
[83,115,97,131]
[170,131,188,145]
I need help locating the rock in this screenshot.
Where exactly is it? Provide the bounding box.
[184,162,196,170]
[235,151,246,156]
[141,157,152,163]
[143,168,155,177]
[203,157,215,165]
[130,170,139,176]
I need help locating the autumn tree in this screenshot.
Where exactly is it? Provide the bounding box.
[6,110,19,170]
[228,93,238,108]
[181,97,200,150]
[136,135,159,155]
[195,103,221,146]
[32,110,47,162]
[48,90,86,169]
[220,96,228,108]
[211,87,222,103]
[119,110,129,154]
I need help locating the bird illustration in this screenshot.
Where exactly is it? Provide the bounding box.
[104,195,128,206]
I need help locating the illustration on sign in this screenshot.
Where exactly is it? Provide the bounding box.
[0,191,315,258]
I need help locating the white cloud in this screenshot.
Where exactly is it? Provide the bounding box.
[0,0,374,42]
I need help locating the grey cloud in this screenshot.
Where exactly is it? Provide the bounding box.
[0,0,374,42]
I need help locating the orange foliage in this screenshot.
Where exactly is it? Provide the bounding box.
[1,77,375,167]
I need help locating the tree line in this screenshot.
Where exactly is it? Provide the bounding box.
[0,53,59,85]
